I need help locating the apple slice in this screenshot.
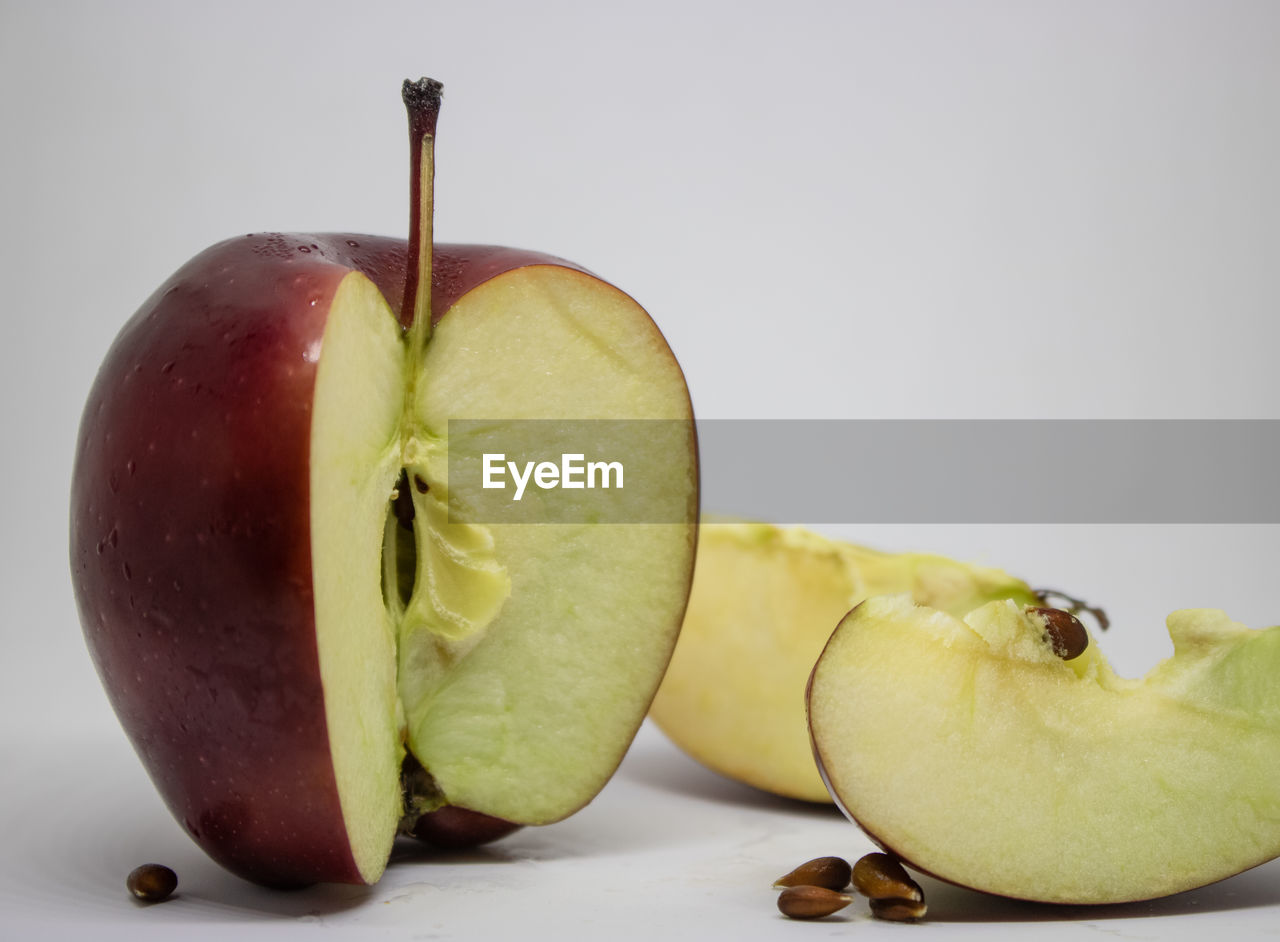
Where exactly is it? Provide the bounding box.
[648,522,1037,802]
[808,595,1280,904]
[69,80,697,887]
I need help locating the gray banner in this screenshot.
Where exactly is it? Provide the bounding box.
[448,419,1280,524]
[699,420,1279,524]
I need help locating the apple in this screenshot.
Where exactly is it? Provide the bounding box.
[808,595,1280,903]
[69,78,698,888]
[648,522,1037,802]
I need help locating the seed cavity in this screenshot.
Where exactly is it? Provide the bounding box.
[852,852,923,902]
[773,855,852,891]
[392,469,416,531]
[126,863,177,903]
[1028,606,1089,660]
[776,885,853,920]
[398,751,446,832]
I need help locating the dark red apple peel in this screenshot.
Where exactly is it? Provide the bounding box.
[70,78,691,888]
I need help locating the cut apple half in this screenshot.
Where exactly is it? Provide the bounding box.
[808,595,1280,904]
[70,80,697,888]
[649,522,1037,802]
[309,261,696,882]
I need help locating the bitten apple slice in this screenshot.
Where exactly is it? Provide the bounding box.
[808,595,1280,904]
[649,523,1036,802]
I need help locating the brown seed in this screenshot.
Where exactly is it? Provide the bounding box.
[126,863,177,903]
[773,855,852,890]
[870,896,927,921]
[851,852,922,902]
[1028,606,1089,660]
[777,885,854,920]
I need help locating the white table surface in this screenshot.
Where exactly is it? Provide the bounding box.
[2,719,1277,941]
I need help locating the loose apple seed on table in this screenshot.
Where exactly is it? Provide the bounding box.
[776,885,854,920]
[773,855,852,891]
[126,864,177,903]
[772,853,928,922]
[850,853,923,904]
[869,897,928,922]
[69,78,697,889]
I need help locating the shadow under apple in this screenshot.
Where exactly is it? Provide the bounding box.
[918,858,1280,923]
[615,723,845,819]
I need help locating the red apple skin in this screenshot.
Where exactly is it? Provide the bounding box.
[410,807,523,850]
[69,234,582,887]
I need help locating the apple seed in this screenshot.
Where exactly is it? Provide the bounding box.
[1029,607,1089,660]
[773,855,852,890]
[126,863,177,903]
[851,852,922,902]
[776,885,853,919]
[869,896,927,921]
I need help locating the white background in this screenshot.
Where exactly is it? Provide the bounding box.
[2,1,1278,938]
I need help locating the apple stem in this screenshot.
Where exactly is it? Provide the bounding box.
[1033,588,1111,633]
[401,77,442,342]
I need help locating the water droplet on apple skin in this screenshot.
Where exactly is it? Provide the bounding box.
[96,527,119,555]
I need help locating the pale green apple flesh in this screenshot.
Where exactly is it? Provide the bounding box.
[649,523,1037,802]
[808,595,1280,904]
[311,266,696,882]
